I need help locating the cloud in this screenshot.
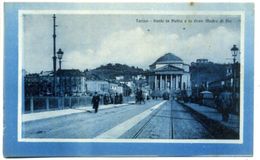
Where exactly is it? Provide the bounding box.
[63,27,180,70]
[63,26,240,70]
[178,26,240,63]
[24,22,240,73]
[23,15,241,73]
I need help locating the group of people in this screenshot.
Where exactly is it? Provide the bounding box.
[135,89,145,104]
[103,93,123,105]
[92,89,235,121]
[91,92,124,113]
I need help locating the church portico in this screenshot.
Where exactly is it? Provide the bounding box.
[153,74,183,91]
[148,53,191,97]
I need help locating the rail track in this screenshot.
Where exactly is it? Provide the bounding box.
[131,99,226,139]
[132,100,176,139]
[131,101,167,138]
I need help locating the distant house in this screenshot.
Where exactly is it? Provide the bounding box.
[24,73,41,96]
[125,81,135,89]
[85,80,110,94]
[39,71,54,96]
[25,71,54,96]
[109,82,123,94]
[196,59,209,64]
[115,76,124,81]
[132,75,146,80]
[191,59,212,66]
[25,69,86,97]
[56,69,86,96]
[85,80,124,95]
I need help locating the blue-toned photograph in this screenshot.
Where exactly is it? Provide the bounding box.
[21,12,241,140]
[3,3,254,157]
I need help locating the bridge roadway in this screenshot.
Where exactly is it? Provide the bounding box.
[23,99,213,139]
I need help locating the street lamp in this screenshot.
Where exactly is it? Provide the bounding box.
[57,48,64,70]
[230,45,239,87]
[57,48,64,97]
[230,44,239,114]
[231,44,239,64]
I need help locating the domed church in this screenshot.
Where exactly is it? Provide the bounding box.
[148,53,191,96]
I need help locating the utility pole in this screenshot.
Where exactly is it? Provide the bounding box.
[53,14,58,96]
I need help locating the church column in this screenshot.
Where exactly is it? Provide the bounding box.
[166,75,168,89]
[175,75,179,90]
[180,75,183,90]
[173,75,176,90]
[162,75,165,91]
[154,75,157,90]
[162,75,164,90]
[160,75,162,91]
[170,75,173,90]
[164,75,166,90]
[166,75,168,90]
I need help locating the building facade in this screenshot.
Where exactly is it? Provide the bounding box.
[148,53,191,96]
[86,80,110,94]
[109,82,123,94]
[56,69,86,96]
[25,71,54,96]
[86,80,127,95]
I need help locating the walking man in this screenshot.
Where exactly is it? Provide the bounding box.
[219,90,232,122]
[92,92,100,113]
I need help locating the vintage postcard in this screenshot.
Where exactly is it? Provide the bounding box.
[3,2,254,157]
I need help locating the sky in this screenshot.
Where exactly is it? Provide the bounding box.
[23,14,241,73]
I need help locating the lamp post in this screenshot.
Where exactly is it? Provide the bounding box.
[57,48,64,96]
[230,44,239,114]
[57,48,64,70]
[230,45,239,89]
[52,14,58,96]
[231,45,239,64]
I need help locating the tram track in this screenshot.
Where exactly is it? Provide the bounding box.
[132,100,176,139]
[131,99,216,139]
[132,101,167,139]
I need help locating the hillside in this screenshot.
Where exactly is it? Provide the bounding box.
[190,62,228,86]
[86,63,145,80]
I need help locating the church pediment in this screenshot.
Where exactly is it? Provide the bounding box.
[155,64,184,72]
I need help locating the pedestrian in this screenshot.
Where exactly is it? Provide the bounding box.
[135,89,139,104]
[119,93,123,104]
[219,91,232,122]
[110,94,114,104]
[92,92,100,113]
[104,94,109,105]
[115,93,119,104]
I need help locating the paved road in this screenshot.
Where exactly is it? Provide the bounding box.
[121,100,212,139]
[23,99,213,139]
[23,100,162,138]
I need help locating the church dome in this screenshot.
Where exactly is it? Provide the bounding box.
[155,53,183,64]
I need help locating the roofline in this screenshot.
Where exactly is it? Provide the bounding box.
[150,61,184,66]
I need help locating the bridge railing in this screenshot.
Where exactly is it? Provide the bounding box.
[24,96,135,113]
